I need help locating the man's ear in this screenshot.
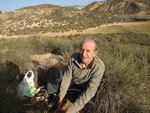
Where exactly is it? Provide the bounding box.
[94,50,98,56]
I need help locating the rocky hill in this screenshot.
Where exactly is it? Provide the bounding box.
[0,0,149,36]
[84,0,150,15]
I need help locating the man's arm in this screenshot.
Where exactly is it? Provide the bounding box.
[59,57,73,99]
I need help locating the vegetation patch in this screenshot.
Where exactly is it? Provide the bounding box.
[0,32,150,112]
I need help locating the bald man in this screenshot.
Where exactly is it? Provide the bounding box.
[47,38,105,113]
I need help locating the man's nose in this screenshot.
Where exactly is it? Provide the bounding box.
[83,50,87,56]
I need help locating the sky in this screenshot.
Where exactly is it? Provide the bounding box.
[0,0,105,12]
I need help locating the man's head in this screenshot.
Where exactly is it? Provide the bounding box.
[80,38,98,66]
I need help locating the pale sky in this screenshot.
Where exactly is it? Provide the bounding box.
[0,0,105,12]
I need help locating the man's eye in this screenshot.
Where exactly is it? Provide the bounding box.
[86,50,90,53]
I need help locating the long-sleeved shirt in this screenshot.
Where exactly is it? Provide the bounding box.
[59,52,105,113]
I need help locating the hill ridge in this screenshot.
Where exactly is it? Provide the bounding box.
[0,0,150,36]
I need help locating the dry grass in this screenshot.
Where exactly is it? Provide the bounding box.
[1,21,150,40]
[121,22,150,34]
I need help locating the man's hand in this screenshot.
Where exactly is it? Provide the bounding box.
[57,97,63,110]
[64,109,70,113]
[57,98,70,113]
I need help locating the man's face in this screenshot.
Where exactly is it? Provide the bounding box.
[80,41,98,65]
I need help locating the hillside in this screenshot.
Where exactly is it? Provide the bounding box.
[0,0,150,36]
[84,0,150,15]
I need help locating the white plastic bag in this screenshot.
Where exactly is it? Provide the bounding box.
[17,70,36,97]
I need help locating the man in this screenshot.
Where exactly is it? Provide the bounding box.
[47,38,105,113]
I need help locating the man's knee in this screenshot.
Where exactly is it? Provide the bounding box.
[47,67,59,75]
[47,67,63,84]
[47,67,59,80]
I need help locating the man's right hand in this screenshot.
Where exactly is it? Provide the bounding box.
[57,97,63,110]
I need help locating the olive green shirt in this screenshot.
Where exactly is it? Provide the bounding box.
[60,52,105,113]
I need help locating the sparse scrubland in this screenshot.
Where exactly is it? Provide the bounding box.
[0,30,150,112]
[0,0,150,112]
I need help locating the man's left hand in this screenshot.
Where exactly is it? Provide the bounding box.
[64,109,70,113]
